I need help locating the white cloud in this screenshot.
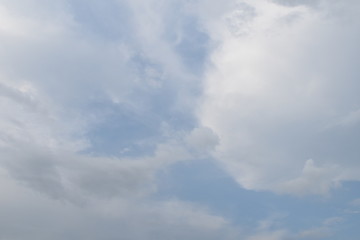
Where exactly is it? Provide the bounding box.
[277,159,341,196]
[198,0,360,195]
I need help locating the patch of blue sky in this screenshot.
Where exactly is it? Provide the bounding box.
[170,18,209,75]
[155,158,360,236]
[155,158,270,226]
[84,100,197,157]
[322,182,360,240]
[84,100,160,157]
[68,0,134,42]
[62,1,209,159]
[69,0,211,77]
[82,63,198,158]
[163,8,210,75]
[79,27,204,155]
[337,213,360,240]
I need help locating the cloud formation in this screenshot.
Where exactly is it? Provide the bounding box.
[0,1,232,239]
[1,0,360,239]
[198,0,360,195]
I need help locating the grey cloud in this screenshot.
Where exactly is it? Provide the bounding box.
[185,127,219,157]
[0,127,193,202]
[271,0,321,7]
[1,146,66,199]
[0,83,38,110]
[0,170,240,240]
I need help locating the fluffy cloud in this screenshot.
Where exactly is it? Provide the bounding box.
[198,0,360,195]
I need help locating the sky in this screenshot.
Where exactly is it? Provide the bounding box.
[0,0,360,239]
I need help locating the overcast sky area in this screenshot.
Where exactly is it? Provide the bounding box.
[1,0,360,239]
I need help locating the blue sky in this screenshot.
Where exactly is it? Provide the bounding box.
[0,0,360,239]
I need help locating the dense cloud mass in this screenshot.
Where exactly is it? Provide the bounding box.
[199,0,360,195]
[0,0,360,239]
